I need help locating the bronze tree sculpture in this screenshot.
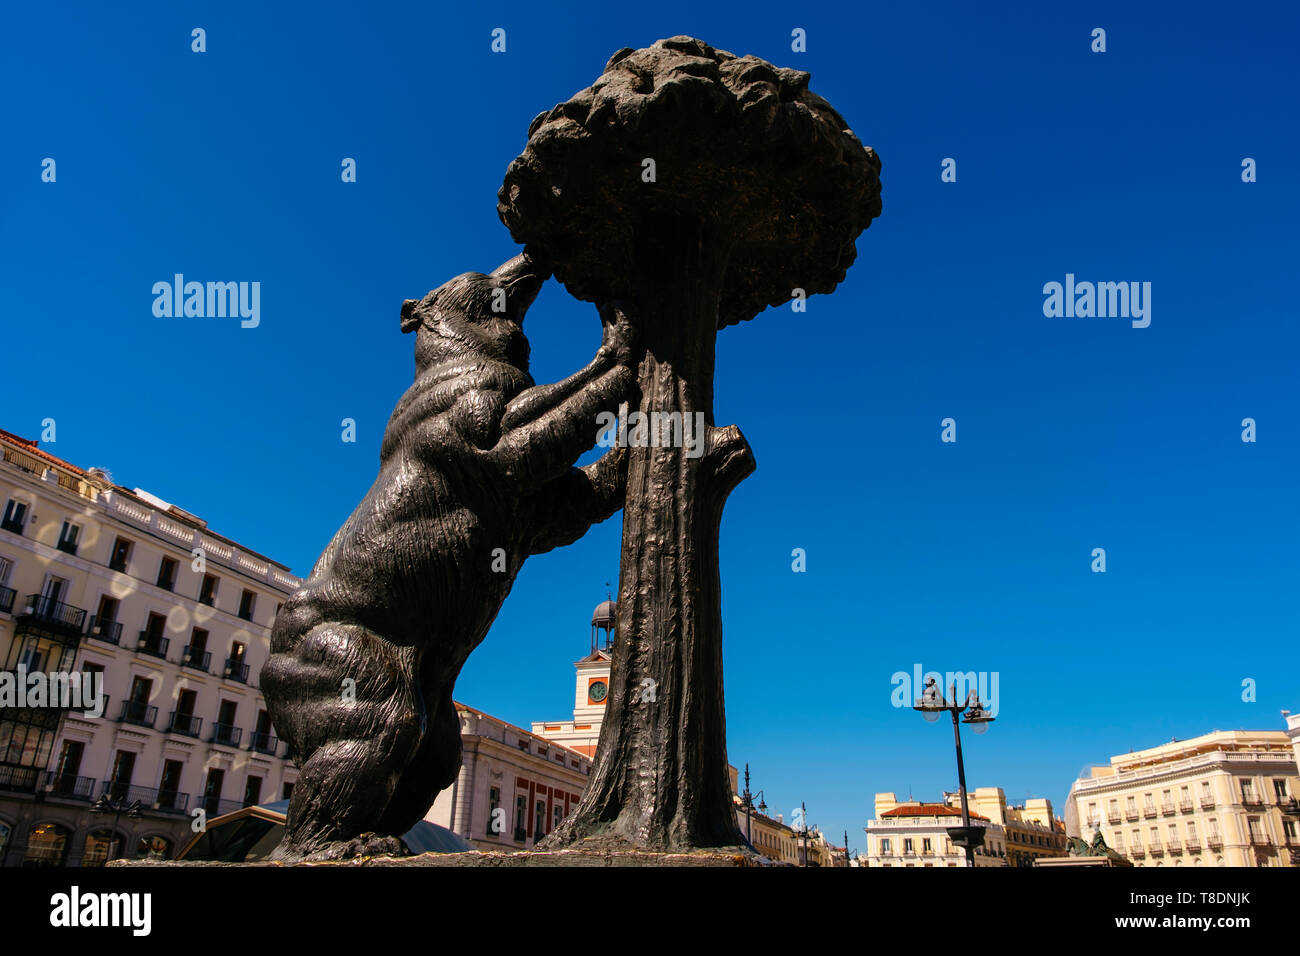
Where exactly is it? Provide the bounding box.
[499,37,883,851]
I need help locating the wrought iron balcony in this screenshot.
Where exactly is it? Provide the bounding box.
[1125,808,1139,821]
[101,781,191,814]
[41,771,97,801]
[17,594,87,639]
[1161,802,1176,816]
[198,796,242,818]
[1142,805,1157,819]
[1242,794,1264,807]
[248,731,279,756]
[223,659,250,683]
[1279,796,1300,815]
[1185,837,1201,851]
[1200,795,1216,809]
[0,763,40,793]
[117,699,158,728]
[1107,811,1121,824]
[180,644,211,672]
[211,723,242,747]
[0,585,15,614]
[1207,834,1223,849]
[1166,837,1182,852]
[1148,841,1164,856]
[1179,799,1194,813]
[166,711,202,738]
[86,615,122,645]
[1130,845,1145,857]
[136,631,169,659]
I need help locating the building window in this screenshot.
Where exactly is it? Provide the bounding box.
[534,800,546,840]
[199,574,219,607]
[2,499,28,535]
[157,556,178,591]
[1284,820,1297,840]
[203,768,225,816]
[553,805,563,831]
[488,787,501,836]
[514,796,527,841]
[903,838,913,854]
[1273,779,1290,800]
[879,838,891,854]
[108,537,132,572]
[158,760,183,810]
[922,837,933,854]
[238,589,256,621]
[56,521,80,555]
[283,782,295,802]
[243,776,263,808]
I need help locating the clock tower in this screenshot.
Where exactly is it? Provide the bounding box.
[531,599,615,757]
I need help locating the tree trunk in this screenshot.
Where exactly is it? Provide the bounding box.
[543,215,755,850]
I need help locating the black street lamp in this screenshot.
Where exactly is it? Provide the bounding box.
[738,763,768,846]
[912,677,995,868]
[90,794,143,862]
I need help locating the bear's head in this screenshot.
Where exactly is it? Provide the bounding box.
[401,255,549,373]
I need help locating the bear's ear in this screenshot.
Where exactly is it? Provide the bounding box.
[400,298,422,334]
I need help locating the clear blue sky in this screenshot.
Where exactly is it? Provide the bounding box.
[3,1,1298,855]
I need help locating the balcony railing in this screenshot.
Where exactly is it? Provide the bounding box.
[166,711,202,738]
[18,594,87,638]
[117,699,158,728]
[1242,795,1264,807]
[181,645,211,672]
[0,585,15,614]
[1166,837,1182,852]
[41,771,97,801]
[1107,812,1121,824]
[1186,837,1201,851]
[1279,797,1300,814]
[101,781,191,814]
[1125,809,1139,821]
[1207,834,1223,849]
[1148,842,1164,856]
[86,615,122,645]
[56,539,78,556]
[1142,806,1157,819]
[1200,796,1216,809]
[248,731,279,756]
[198,796,242,818]
[1179,799,1194,813]
[1130,845,1145,857]
[223,659,250,684]
[211,723,242,747]
[0,764,40,793]
[1161,802,1176,816]
[136,631,169,660]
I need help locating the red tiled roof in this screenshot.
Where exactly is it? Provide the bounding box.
[882,803,990,822]
[0,429,87,476]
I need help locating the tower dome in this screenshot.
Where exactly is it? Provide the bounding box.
[591,600,616,628]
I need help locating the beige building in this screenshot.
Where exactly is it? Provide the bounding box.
[864,792,1007,866]
[944,787,1067,866]
[0,428,300,865]
[1069,729,1300,867]
[425,702,592,850]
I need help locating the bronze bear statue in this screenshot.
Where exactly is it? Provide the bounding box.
[261,254,636,860]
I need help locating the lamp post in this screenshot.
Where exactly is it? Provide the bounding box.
[912,677,995,868]
[90,794,143,863]
[738,764,767,846]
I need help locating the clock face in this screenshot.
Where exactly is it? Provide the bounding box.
[589,680,608,703]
